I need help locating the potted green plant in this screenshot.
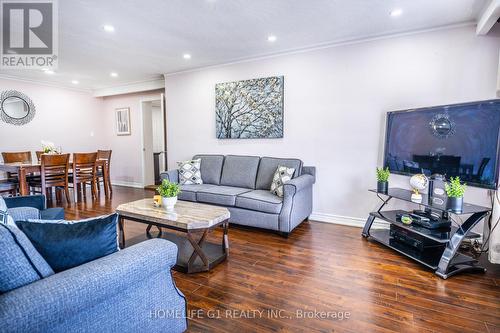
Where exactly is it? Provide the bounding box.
[376,167,390,193]
[156,179,181,211]
[445,176,466,212]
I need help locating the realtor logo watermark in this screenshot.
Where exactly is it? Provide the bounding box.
[1,0,58,69]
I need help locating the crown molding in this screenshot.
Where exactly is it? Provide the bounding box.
[0,74,92,93]
[476,0,500,35]
[165,22,476,77]
[92,77,165,97]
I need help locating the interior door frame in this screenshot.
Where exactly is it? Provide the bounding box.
[161,92,167,168]
[139,95,165,187]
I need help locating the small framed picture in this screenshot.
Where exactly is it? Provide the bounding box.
[115,107,131,136]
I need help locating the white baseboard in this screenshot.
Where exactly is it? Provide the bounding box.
[309,212,389,229]
[111,180,144,189]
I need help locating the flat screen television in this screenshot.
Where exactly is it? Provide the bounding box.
[384,99,500,189]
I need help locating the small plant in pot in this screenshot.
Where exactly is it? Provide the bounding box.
[445,176,466,212]
[376,167,390,193]
[156,179,181,211]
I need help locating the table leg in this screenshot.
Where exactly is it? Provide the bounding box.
[118,216,125,248]
[222,221,229,255]
[18,168,29,195]
[103,166,110,198]
[146,224,162,238]
[187,230,209,272]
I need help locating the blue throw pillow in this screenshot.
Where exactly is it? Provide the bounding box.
[0,223,54,293]
[16,214,119,272]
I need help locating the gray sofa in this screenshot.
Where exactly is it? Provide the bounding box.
[161,155,316,235]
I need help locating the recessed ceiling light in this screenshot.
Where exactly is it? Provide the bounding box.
[390,9,403,17]
[102,24,115,32]
[71,80,79,85]
[267,35,277,42]
[110,72,118,77]
[183,53,191,59]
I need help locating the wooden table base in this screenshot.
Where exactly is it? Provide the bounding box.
[119,216,229,273]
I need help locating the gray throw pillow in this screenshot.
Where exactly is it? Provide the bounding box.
[177,159,203,185]
[270,166,295,197]
[7,207,40,222]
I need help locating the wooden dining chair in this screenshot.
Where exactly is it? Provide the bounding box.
[30,154,71,204]
[35,151,44,163]
[96,150,112,197]
[0,180,17,196]
[1,151,32,181]
[71,152,98,202]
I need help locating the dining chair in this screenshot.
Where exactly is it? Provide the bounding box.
[71,152,98,202]
[29,154,71,204]
[1,151,32,182]
[96,150,112,197]
[35,151,44,163]
[0,180,17,196]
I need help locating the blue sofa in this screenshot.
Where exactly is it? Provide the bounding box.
[161,155,316,235]
[0,196,187,333]
[0,238,187,333]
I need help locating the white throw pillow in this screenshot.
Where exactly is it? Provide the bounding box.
[177,159,203,185]
[0,196,15,226]
[270,165,295,197]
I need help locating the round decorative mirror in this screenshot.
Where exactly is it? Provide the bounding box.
[0,90,35,125]
[429,113,455,139]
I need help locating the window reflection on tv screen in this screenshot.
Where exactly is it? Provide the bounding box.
[384,99,500,189]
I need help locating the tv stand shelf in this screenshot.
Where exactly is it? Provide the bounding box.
[362,188,491,279]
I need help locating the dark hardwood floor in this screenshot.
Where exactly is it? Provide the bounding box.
[59,186,500,333]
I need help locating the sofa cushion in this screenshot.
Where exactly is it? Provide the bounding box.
[16,214,119,273]
[256,157,303,190]
[220,155,260,189]
[235,190,283,214]
[179,184,218,202]
[193,154,224,185]
[40,207,65,220]
[197,186,251,206]
[0,223,54,293]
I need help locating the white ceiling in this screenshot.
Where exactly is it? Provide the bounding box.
[0,0,489,91]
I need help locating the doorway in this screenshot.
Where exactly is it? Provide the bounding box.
[141,94,167,187]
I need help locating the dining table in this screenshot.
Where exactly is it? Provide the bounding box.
[0,159,109,198]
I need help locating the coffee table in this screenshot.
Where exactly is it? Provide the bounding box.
[116,199,230,273]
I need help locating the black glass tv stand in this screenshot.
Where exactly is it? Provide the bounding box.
[362,188,492,279]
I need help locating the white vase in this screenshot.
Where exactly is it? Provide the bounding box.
[162,196,177,211]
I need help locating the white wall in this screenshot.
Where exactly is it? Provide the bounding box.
[101,90,164,187]
[0,77,164,187]
[164,25,500,223]
[0,79,105,161]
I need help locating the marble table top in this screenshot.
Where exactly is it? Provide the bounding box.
[116,199,230,230]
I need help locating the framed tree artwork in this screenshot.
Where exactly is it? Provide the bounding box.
[216,76,284,139]
[115,107,131,136]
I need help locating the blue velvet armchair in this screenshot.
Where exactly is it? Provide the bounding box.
[4,195,64,220]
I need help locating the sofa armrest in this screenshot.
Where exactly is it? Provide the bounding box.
[0,239,179,333]
[4,195,46,210]
[302,166,316,183]
[283,174,315,197]
[160,169,179,183]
